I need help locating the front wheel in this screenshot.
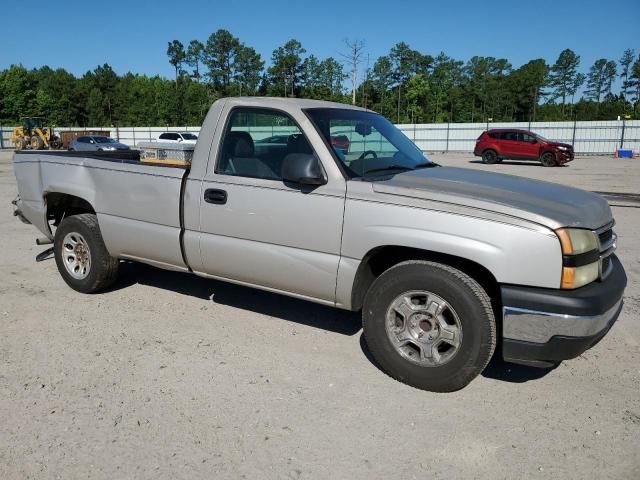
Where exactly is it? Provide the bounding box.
[362,261,496,392]
[540,151,557,167]
[54,214,119,293]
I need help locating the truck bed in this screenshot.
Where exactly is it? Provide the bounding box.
[13,150,191,271]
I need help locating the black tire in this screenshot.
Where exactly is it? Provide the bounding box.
[481,149,498,164]
[540,151,557,167]
[54,214,119,293]
[31,136,44,150]
[362,260,496,392]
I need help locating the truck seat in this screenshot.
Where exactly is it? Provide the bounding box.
[222,131,278,179]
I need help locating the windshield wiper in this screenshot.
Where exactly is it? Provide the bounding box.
[363,162,435,176]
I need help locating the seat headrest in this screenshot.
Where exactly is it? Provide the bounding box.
[227,131,254,157]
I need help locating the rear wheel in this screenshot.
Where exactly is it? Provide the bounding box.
[14,138,26,150]
[54,214,119,293]
[362,260,496,392]
[541,151,557,167]
[482,149,498,164]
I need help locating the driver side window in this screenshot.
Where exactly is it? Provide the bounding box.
[216,108,313,181]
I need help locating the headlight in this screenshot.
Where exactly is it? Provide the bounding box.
[556,228,600,289]
[556,146,569,151]
[556,228,598,254]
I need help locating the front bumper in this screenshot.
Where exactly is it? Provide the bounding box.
[501,255,626,366]
[556,150,574,164]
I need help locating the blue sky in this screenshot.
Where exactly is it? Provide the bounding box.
[1,0,638,79]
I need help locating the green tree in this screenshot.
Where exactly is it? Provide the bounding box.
[404,74,430,123]
[371,56,393,116]
[429,52,463,122]
[504,59,549,121]
[389,42,423,122]
[268,39,306,97]
[0,65,37,122]
[233,45,264,95]
[86,87,106,125]
[585,58,616,102]
[166,40,186,81]
[186,40,205,82]
[318,57,346,99]
[619,49,635,99]
[627,57,640,105]
[204,29,240,91]
[547,49,580,108]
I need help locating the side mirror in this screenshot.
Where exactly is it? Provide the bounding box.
[89,139,95,144]
[178,137,183,142]
[282,153,327,186]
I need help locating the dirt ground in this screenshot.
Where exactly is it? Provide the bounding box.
[1,150,639,479]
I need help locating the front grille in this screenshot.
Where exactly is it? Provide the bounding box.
[596,223,616,280]
[599,229,613,246]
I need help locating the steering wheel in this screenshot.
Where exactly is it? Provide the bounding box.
[358,150,378,160]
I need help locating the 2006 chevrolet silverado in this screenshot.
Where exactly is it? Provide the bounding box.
[12,97,627,392]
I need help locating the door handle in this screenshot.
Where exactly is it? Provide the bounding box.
[204,188,227,205]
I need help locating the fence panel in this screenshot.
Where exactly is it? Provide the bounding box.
[1,120,639,154]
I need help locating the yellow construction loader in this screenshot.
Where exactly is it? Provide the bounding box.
[11,117,61,150]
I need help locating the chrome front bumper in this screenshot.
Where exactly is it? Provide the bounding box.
[503,298,623,344]
[500,255,626,366]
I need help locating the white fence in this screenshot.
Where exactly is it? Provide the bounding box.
[1,120,639,155]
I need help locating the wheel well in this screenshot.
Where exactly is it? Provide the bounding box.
[351,246,501,315]
[45,192,95,226]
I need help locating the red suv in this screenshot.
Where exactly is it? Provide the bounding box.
[474,129,574,167]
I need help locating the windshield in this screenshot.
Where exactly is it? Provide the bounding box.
[305,108,433,178]
[94,137,116,143]
[181,133,198,140]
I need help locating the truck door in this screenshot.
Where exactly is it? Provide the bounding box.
[195,106,346,304]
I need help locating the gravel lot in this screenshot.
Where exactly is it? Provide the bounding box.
[1,150,639,479]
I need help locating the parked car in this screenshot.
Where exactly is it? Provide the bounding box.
[68,136,130,152]
[330,134,350,153]
[158,132,198,144]
[474,129,574,167]
[13,97,625,392]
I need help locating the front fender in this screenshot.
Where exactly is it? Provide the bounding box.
[335,199,562,309]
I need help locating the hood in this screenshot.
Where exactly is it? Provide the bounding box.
[371,167,612,230]
[547,141,573,149]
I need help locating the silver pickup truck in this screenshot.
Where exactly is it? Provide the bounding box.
[12,97,627,392]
